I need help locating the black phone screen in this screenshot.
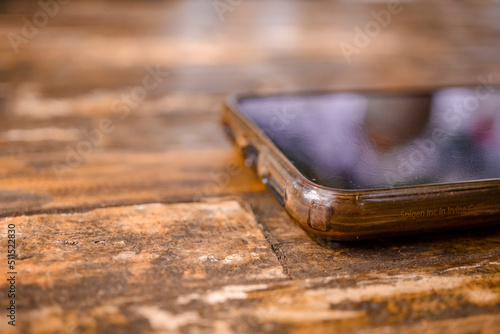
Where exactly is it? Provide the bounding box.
[238,88,500,190]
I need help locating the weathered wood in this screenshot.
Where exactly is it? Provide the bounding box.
[0,201,286,333]
[4,272,500,333]
[1,0,500,332]
[0,149,266,216]
[2,1,500,98]
[0,110,229,154]
[247,193,500,279]
[1,202,499,334]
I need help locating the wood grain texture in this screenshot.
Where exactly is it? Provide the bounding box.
[1,0,500,332]
[0,149,266,216]
[247,193,500,279]
[1,201,499,334]
[0,201,286,333]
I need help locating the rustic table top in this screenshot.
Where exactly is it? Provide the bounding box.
[1,0,500,333]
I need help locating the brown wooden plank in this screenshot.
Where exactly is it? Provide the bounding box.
[0,111,228,155]
[247,192,500,280]
[1,201,498,333]
[0,201,286,333]
[2,276,499,333]
[2,1,500,97]
[1,0,500,332]
[173,272,500,334]
[0,149,266,217]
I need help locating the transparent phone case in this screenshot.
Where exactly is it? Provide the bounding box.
[222,91,500,241]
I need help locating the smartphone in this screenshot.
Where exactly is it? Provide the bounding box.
[222,87,500,240]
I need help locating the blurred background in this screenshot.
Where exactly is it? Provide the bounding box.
[0,0,500,202]
[2,2,500,332]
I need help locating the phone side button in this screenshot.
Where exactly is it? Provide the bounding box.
[262,175,285,206]
[308,204,331,232]
[242,144,258,168]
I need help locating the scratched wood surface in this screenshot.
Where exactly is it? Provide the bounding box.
[1,0,500,333]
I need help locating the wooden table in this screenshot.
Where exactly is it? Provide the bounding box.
[1,0,500,332]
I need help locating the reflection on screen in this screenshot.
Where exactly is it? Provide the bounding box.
[239,88,500,190]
